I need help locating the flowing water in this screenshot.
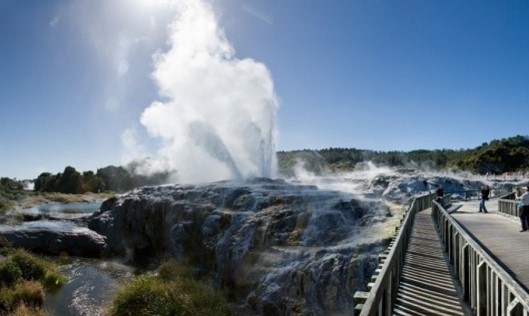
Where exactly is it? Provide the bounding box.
[20,201,134,316]
[24,201,102,220]
[44,257,133,316]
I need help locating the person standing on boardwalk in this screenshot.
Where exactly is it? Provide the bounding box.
[435,185,444,203]
[479,185,490,213]
[516,186,529,232]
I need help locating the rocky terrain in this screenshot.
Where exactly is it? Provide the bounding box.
[88,178,392,314]
[1,168,525,315]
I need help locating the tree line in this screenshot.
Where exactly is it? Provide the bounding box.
[277,135,529,176]
[4,135,529,196]
[34,165,172,194]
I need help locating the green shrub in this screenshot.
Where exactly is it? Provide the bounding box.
[0,235,14,256]
[157,260,194,281]
[0,249,65,315]
[108,276,179,315]
[6,249,67,291]
[0,287,14,312]
[9,250,47,281]
[41,269,68,292]
[108,261,233,316]
[0,260,22,287]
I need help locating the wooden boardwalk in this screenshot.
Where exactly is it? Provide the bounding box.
[394,208,469,315]
[451,200,529,292]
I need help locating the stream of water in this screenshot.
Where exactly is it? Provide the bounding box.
[44,257,133,316]
[24,201,102,220]
[22,201,134,316]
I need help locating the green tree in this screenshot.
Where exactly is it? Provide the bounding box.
[34,173,57,192]
[56,166,82,194]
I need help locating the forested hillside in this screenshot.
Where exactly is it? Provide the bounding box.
[277,135,529,176]
[5,135,528,196]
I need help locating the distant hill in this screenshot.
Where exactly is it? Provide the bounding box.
[277,135,529,176]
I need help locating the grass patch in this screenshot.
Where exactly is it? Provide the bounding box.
[13,191,116,211]
[41,192,115,204]
[0,248,67,315]
[0,281,45,314]
[11,281,45,308]
[107,261,233,316]
[6,249,67,292]
[8,302,47,316]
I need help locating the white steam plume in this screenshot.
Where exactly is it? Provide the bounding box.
[140,0,278,183]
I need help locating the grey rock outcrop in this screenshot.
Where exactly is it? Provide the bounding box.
[89,178,390,315]
[0,221,107,257]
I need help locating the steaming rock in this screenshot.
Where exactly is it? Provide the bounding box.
[86,172,520,314]
[89,178,391,315]
[381,174,515,203]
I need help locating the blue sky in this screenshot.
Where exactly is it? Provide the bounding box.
[1,0,528,180]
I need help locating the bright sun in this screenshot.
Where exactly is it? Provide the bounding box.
[135,0,171,8]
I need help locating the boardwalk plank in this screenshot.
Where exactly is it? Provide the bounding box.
[394,208,469,316]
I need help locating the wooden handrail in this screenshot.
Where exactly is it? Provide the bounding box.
[354,193,435,315]
[432,200,529,314]
[354,189,525,315]
[498,191,521,217]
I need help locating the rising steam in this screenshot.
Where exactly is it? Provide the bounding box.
[138,0,278,183]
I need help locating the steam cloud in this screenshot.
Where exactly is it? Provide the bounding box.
[139,0,278,183]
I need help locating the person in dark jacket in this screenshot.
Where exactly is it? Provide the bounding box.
[435,185,444,206]
[479,185,490,213]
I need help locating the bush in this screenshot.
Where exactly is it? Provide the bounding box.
[0,287,14,312]
[0,235,14,256]
[6,249,67,291]
[0,248,65,315]
[157,260,194,281]
[109,276,177,315]
[0,260,22,287]
[41,269,68,292]
[9,250,47,281]
[107,261,233,316]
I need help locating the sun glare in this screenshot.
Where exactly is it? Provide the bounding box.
[135,0,171,8]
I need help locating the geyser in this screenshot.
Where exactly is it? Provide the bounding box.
[138,0,278,183]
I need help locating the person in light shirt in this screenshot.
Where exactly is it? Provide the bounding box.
[515,186,529,232]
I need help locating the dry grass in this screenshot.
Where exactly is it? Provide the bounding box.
[11,281,45,308]
[39,192,115,203]
[7,302,48,316]
[16,192,115,209]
